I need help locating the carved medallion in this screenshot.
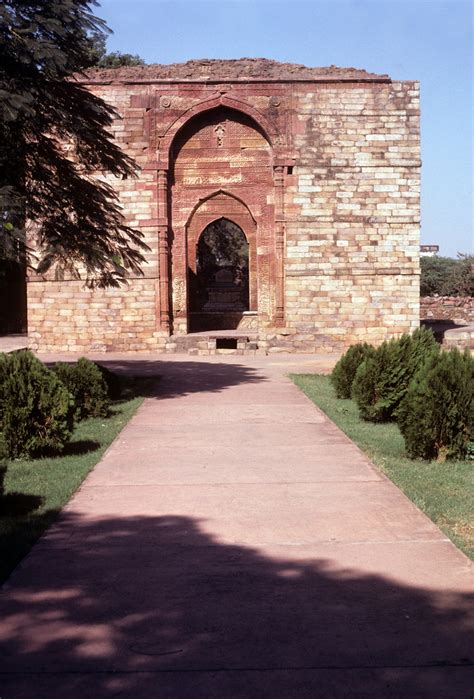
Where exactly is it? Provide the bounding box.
[214,123,226,147]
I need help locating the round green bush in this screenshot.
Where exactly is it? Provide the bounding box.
[352,342,394,422]
[0,352,10,427]
[54,357,110,421]
[352,327,438,423]
[398,347,474,461]
[330,343,375,399]
[0,433,7,495]
[2,350,74,458]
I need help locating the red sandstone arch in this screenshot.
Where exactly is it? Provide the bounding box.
[185,189,257,229]
[168,102,276,333]
[159,94,278,166]
[186,192,258,310]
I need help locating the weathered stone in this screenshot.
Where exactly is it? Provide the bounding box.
[28,59,420,353]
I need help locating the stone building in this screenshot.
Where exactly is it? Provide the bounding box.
[28,59,420,353]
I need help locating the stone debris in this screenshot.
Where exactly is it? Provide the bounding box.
[80,58,390,83]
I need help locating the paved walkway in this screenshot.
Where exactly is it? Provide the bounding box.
[1,354,472,697]
[0,334,28,353]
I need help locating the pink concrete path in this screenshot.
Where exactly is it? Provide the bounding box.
[1,354,473,697]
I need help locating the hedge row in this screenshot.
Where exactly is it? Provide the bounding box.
[0,350,118,459]
[331,329,473,462]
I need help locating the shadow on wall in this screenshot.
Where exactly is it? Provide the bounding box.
[0,513,472,697]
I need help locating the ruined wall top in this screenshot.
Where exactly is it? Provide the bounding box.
[79,58,391,84]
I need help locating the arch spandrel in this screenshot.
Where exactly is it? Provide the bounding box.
[186,190,257,230]
[159,95,280,168]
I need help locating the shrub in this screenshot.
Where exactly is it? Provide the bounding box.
[0,433,7,496]
[2,350,74,458]
[352,327,438,422]
[330,343,375,399]
[398,347,474,461]
[0,352,10,426]
[54,358,110,421]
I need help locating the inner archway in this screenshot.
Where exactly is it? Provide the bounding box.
[189,218,250,331]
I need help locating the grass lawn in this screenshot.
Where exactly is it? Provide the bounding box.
[291,373,474,560]
[0,395,143,584]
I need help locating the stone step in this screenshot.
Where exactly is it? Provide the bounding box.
[169,332,261,355]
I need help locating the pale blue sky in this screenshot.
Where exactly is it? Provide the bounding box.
[99,0,473,257]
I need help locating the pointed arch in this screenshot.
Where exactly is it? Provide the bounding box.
[159,95,278,167]
[186,191,258,312]
[185,190,257,229]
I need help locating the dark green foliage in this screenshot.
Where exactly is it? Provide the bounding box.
[0,0,148,286]
[54,358,110,421]
[352,328,438,422]
[0,352,9,425]
[330,343,375,399]
[420,254,473,297]
[352,343,394,422]
[0,433,7,495]
[398,348,474,461]
[83,30,145,68]
[97,52,145,68]
[1,350,74,458]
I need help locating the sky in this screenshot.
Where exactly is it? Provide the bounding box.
[98,0,473,257]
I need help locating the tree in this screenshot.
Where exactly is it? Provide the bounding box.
[420,254,473,297]
[0,0,148,287]
[83,30,145,68]
[98,51,145,68]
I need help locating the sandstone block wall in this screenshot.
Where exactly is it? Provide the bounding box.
[284,81,420,351]
[28,279,165,353]
[27,60,420,353]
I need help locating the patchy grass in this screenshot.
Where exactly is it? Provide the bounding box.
[291,373,474,560]
[0,396,143,584]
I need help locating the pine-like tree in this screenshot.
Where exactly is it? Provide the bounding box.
[398,347,474,461]
[330,342,375,399]
[0,0,148,287]
[352,328,438,422]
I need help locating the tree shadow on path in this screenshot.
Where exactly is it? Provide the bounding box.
[97,359,268,401]
[0,513,472,697]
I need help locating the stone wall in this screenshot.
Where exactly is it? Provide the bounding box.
[27,60,420,353]
[283,81,420,352]
[421,296,474,325]
[28,279,166,353]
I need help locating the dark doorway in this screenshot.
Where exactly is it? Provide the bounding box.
[189,218,249,331]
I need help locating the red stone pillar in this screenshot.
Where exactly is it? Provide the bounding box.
[273,165,285,326]
[157,168,170,332]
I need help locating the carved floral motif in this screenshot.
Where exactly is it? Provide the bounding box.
[214,123,226,147]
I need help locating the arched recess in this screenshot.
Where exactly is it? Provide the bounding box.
[159,94,278,168]
[187,192,258,313]
[168,104,275,334]
[192,218,250,323]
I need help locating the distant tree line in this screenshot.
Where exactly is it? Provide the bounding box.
[420,254,473,297]
[85,31,145,68]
